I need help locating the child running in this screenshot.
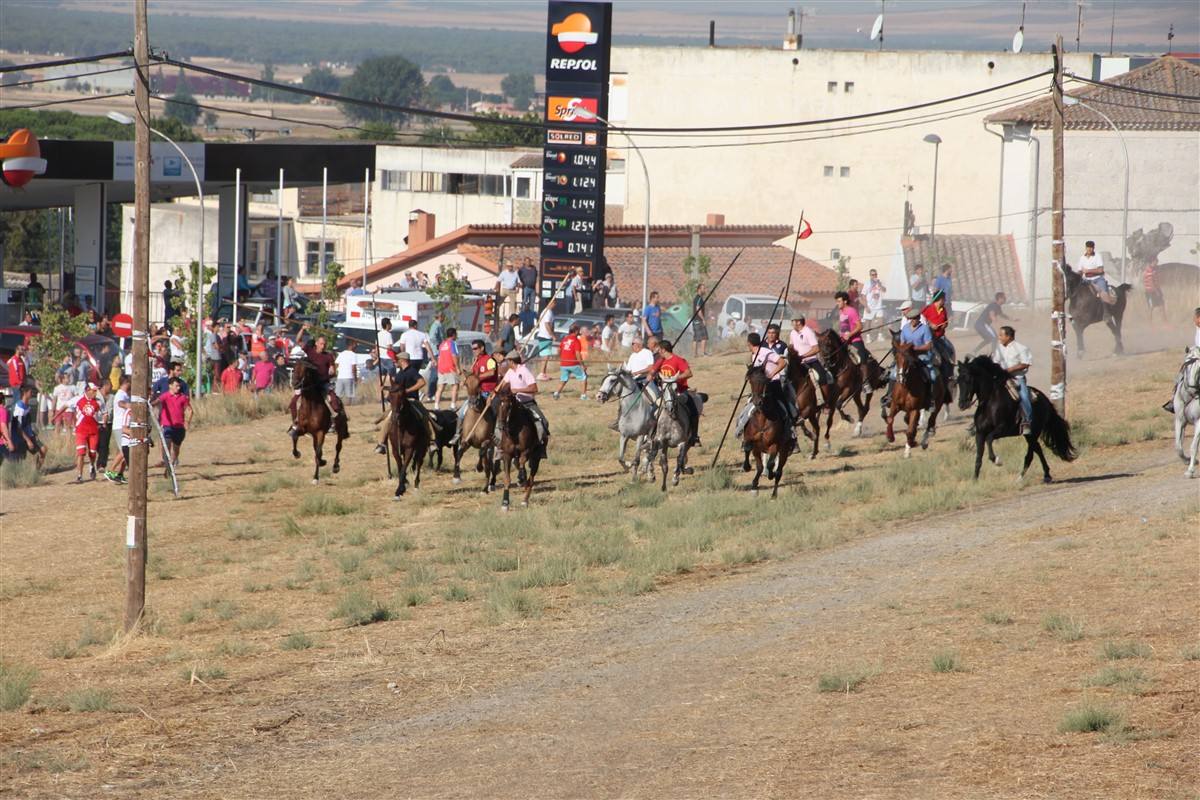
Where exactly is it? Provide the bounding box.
[72,382,102,482]
[155,377,194,477]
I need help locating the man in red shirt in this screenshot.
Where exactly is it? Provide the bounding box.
[651,340,703,447]
[73,382,102,482]
[155,377,194,475]
[920,288,956,382]
[6,343,27,389]
[553,323,588,400]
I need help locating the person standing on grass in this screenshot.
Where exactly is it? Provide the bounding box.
[863,269,887,342]
[95,380,114,474]
[617,311,638,351]
[155,377,193,476]
[533,298,557,381]
[72,382,102,482]
[105,374,132,484]
[376,318,395,381]
[250,350,274,396]
[427,312,446,402]
[220,357,243,394]
[1142,258,1166,325]
[203,321,222,392]
[399,318,434,376]
[5,343,27,390]
[691,284,710,358]
[13,385,47,469]
[601,314,618,355]
[434,327,460,410]
[643,291,664,340]
[553,323,588,400]
[334,345,358,405]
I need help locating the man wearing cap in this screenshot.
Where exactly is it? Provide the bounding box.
[921,288,956,388]
[497,350,550,454]
[73,381,103,482]
[652,340,703,448]
[993,325,1034,435]
[497,260,521,319]
[1078,240,1114,303]
[882,302,936,411]
[450,339,502,445]
[374,350,438,454]
[789,316,826,407]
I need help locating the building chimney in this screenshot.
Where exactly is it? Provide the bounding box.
[705,213,725,227]
[783,9,798,50]
[407,210,435,248]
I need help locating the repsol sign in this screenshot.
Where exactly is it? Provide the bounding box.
[549,57,598,71]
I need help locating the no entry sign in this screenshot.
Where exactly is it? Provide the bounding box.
[112,313,134,338]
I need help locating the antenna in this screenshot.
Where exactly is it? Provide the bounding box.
[1167,23,1174,54]
[1109,0,1116,55]
[1012,1,1026,53]
[1075,0,1085,53]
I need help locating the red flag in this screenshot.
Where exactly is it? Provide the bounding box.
[798,219,813,240]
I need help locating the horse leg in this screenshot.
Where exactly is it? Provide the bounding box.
[853,393,869,438]
[452,442,463,484]
[771,448,788,499]
[673,442,689,486]
[1019,434,1037,480]
[1030,436,1053,483]
[413,447,425,489]
[523,454,538,507]
[332,431,343,474]
[1106,313,1125,355]
[1074,322,1086,359]
[617,435,630,471]
[660,442,669,492]
[312,429,325,484]
[904,411,918,458]
[987,434,1001,466]
[291,428,301,459]
[750,451,763,495]
[810,413,822,460]
[500,453,512,509]
[1187,421,1200,479]
[973,429,986,480]
[919,408,932,450]
[395,449,408,497]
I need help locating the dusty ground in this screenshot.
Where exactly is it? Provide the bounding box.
[1,316,1197,799]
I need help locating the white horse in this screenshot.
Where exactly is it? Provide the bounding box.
[1171,348,1200,478]
[596,368,657,482]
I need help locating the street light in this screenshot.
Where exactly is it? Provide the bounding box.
[573,107,651,314]
[922,133,942,244]
[1064,95,1129,284]
[108,110,206,396]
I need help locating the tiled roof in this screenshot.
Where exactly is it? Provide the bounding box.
[509,153,543,169]
[900,233,1024,304]
[986,56,1200,131]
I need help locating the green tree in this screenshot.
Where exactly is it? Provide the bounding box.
[679,253,712,307]
[301,66,341,94]
[339,55,424,125]
[307,261,345,344]
[425,264,469,322]
[164,70,200,126]
[29,304,91,390]
[0,59,29,87]
[425,74,465,108]
[356,120,397,141]
[500,72,535,111]
[250,61,276,102]
[464,111,542,147]
[835,255,852,291]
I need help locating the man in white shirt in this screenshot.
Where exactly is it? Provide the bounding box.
[617,311,639,350]
[532,299,556,380]
[909,263,929,304]
[334,347,359,403]
[992,325,1034,434]
[398,319,433,373]
[1077,240,1113,302]
[376,317,395,379]
[788,316,825,407]
[863,269,887,342]
[600,314,618,353]
[496,261,521,319]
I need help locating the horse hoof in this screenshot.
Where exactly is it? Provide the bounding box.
[292,452,300,460]
[904,446,912,459]
[920,441,929,450]
[1044,475,1054,484]
[750,489,759,496]
[854,423,863,437]
[332,464,340,474]
[500,505,509,512]
[1185,469,1196,479]
[318,459,327,467]
[993,458,1003,467]
[453,477,462,485]
[521,501,528,507]
[311,479,319,485]
[809,453,817,461]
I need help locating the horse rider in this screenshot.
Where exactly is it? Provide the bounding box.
[287,326,347,435]
[882,302,936,410]
[374,351,438,455]
[738,332,795,446]
[1163,306,1200,413]
[834,290,875,395]
[1078,240,1115,304]
[993,325,1034,435]
[764,323,788,356]
[608,336,657,432]
[921,288,956,388]
[496,350,551,457]
[651,340,703,447]
[789,315,827,407]
[450,339,502,446]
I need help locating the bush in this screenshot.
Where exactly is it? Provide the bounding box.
[280,632,314,651]
[1042,613,1085,642]
[0,662,37,711]
[1058,704,1125,734]
[1101,641,1150,660]
[816,667,871,693]
[62,688,114,712]
[931,651,964,673]
[331,589,393,626]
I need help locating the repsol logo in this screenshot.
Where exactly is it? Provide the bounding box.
[550,57,598,71]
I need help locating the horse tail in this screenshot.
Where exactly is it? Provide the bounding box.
[1040,404,1077,463]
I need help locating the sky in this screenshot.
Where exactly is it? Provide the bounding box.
[69,0,1200,54]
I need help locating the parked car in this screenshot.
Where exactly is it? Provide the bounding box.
[0,327,119,388]
[715,294,805,337]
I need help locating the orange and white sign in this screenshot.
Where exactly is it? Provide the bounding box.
[546,96,598,124]
[0,129,47,188]
[551,12,598,54]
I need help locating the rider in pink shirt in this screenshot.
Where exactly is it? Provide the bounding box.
[497,350,549,451]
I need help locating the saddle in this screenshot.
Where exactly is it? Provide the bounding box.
[1087,281,1117,305]
[847,347,862,366]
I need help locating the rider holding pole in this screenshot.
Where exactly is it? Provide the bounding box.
[287,325,347,436]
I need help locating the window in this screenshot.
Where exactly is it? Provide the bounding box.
[830,248,841,261]
[515,176,531,199]
[823,165,834,177]
[844,81,854,93]
[840,166,851,178]
[248,226,277,278]
[250,189,277,203]
[826,81,837,93]
[411,171,444,192]
[305,241,336,276]
[480,174,506,196]
[380,169,409,191]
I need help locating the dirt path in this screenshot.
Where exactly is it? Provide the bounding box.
[191,448,1198,800]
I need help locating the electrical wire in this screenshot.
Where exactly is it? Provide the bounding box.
[0,92,132,111]
[0,64,134,89]
[1066,72,1200,102]
[0,51,132,73]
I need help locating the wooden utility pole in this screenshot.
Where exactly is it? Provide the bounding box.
[125,0,151,632]
[1049,35,1067,417]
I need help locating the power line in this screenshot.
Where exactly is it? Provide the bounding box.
[0,51,132,73]
[0,92,132,111]
[1066,72,1200,102]
[0,64,134,89]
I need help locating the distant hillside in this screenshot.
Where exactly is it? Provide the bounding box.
[0,3,714,73]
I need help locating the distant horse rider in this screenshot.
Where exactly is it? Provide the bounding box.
[496,350,551,458]
[1078,240,1115,304]
[835,290,875,394]
[921,288,956,388]
[651,340,703,447]
[789,315,827,407]
[374,351,438,454]
[738,332,795,447]
[288,325,347,436]
[993,325,1034,435]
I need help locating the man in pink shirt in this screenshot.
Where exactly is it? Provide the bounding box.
[789,315,826,407]
[836,290,874,394]
[155,377,193,475]
[497,350,549,452]
[251,350,275,394]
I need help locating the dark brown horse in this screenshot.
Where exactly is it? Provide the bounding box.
[385,386,430,498]
[1060,262,1131,357]
[290,359,344,483]
[884,340,950,458]
[816,329,886,439]
[785,345,838,459]
[494,384,542,509]
[741,365,793,498]
[452,373,499,493]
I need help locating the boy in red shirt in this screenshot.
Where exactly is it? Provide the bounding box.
[920,288,956,380]
[220,358,244,393]
[155,377,194,476]
[553,323,588,400]
[73,382,102,482]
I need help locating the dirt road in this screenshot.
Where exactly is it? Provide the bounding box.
[184,447,1197,800]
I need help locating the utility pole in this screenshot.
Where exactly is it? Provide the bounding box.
[1049,35,1067,418]
[125,0,151,633]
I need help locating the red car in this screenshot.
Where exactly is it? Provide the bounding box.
[0,327,121,389]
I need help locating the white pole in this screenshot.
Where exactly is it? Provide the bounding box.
[320,166,328,288]
[276,168,283,317]
[362,167,370,288]
[233,166,241,326]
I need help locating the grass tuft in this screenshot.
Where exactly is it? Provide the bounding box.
[0,458,44,489]
[1086,666,1148,690]
[1042,613,1085,642]
[442,584,471,602]
[375,531,415,553]
[1101,641,1150,660]
[299,495,353,516]
[280,632,314,651]
[817,667,871,694]
[484,582,543,623]
[0,662,37,711]
[62,688,114,713]
[1180,645,1200,661]
[181,664,227,683]
[931,650,964,673]
[331,589,394,626]
[250,474,297,495]
[1058,704,1125,734]
[982,610,1015,625]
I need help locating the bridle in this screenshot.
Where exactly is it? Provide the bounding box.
[291,359,320,393]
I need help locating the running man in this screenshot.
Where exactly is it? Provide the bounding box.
[155,377,193,476]
[553,323,588,400]
[72,382,103,482]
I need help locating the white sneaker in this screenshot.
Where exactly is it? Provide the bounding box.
[552,391,561,400]
[579,393,587,400]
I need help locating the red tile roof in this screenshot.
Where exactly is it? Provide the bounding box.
[986,56,1200,131]
[900,234,1024,304]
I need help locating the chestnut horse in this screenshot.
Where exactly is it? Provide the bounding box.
[884,340,950,458]
[452,373,499,493]
[741,365,793,498]
[385,385,430,498]
[494,384,543,509]
[289,359,344,484]
[784,345,838,459]
[816,329,886,438]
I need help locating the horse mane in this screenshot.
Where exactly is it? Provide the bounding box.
[965,354,1011,385]
[746,363,785,403]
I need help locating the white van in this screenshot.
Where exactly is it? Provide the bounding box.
[340,292,486,339]
[716,293,804,336]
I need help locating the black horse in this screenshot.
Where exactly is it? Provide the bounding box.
[1060,262,1131,357]
[957,356,1076,482]
[426,409,459,470]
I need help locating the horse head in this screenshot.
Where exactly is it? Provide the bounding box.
[291,358,316,392]
[746,363,770,405]
[494,384,516,431]
[816,329,843,365]
[596,368,629,404]
[1060,261,1082,295]
[956,358,978,410]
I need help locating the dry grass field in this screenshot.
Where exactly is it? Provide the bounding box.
[1,319,1197,799]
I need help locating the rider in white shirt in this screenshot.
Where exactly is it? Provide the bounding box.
[992,325,1034,434]
[1077,240,1112,300]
